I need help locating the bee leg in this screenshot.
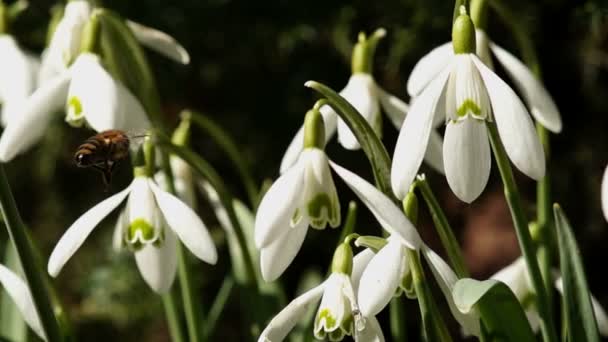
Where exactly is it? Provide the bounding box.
[91,164,112,191]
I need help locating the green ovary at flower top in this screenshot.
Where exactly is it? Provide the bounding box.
[47,169,218,294]
[254,106,341,282]
[391,6,545,203]
[279,28,445,175]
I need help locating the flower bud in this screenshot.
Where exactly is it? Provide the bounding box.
[331,242,354,275]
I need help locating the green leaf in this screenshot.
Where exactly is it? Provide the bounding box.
[554,204,600,342]
[304,81,393,197]
[453,278,536,341]
[0,243,27,342]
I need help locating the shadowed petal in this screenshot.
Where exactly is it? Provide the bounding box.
[603,166,608,222]
[149,180,217,264]
[355,315,384,342]
[443,118,491,203]
[48,184,132,277]
[337,74,380,150]
[260,218,309,282]
[472,56,545,180]
[424,129,445,174]
[376,86,408,129]
[351,248,375,294]
[127,21,191,64]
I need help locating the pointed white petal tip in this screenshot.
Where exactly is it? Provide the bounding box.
[260,218,309,282]
[127,21,191,64]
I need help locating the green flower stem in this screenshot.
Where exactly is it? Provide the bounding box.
[414,177,469,278]
[159,151,203,342]
[162,291,185,342]
[0,165,62,342]
[486,122,557,342]
[187,111,259,209]
[389,298,407,342]
[203,275,234,340]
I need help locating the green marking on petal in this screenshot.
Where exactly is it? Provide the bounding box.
[128,218,156,244]
[328,328,346,341]
[456,99,482,117]
[307,193,339,229]
[66,96,85,127]
[318,309,337,330]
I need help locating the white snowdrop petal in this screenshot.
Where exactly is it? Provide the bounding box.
[112,209,128,251]
[355,315,385,342]
[254,164,304,248]
[475,29,493,69]
[376,86,408,129]
[490,257,529,301]
[127,20,190,64]
[392,67,451,199]
[330,162,423,249]
[407,42,453,97]
[0,71,71,162]
[443,118,491,203]
[134,229,178,294]
[423,129,445,174]
[45,0,92,71]
[490,43,562,133]
[258,282,325,342]
[0,265,46,340]
[337,74,380,150]
[279,105,337,174]
[472,56,546,180]
[603,166,608,222]
[351,248,375,294]
[358,239,404,317]
[422,245,481,337]
[260,218,309,282]
[48,184,132,277]
[149,180,217,264]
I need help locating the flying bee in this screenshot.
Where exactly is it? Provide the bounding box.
[74,130,146,187]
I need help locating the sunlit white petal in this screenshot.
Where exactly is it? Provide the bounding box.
[354,315,384,342]
[443,118,491,203]
[337,74,380,150]
[351,248,375,294]
[134,229,178,293]
[0,265,46,340]
[490,43,562,133]
[407,42,453,97]
[0,72,71,162]
[330,162,422,249]
[490,257,529,302]
[255,164,304,247]
[260,218,309,282]
[48,183,132,277]
[258,283,325,342]
[358,239,404,317]
[127,20,190,64]
[301,149,340,228]
[472,56,545,180]
[392,67,451,199]
[149,180,217,264]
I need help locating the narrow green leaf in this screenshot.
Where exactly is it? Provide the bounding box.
[554,204,600,342]
[453,278,535,341]
[304,81,393,197]
[0,243,27,342]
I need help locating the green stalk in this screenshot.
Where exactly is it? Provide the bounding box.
[159,152,203,342]
[486,122,557,342]
[414,178,469,278]
[389,298,407,341]
[162,291,185,342]
[0,166,62,342]
[203,275,235,340]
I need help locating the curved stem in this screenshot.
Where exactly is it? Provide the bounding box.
[0,165,62,342]
[486,122,557,342]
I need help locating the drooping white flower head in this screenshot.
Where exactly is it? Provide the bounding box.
[279,30,445,175]
[392,9,545,203]
[491,257,608,336]
[48,174,217,293]
[40,0,190,82]
[602,165,608,222]
[255,108,341,281]
[0,52,150,162]
[0,264,46,340]
[0,35,40,126]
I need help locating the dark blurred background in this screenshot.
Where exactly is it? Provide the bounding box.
[2,0,608,340]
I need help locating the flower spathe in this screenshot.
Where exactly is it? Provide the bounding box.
[491,257,608,336]
[40,0,190,82]
[392,40,545,202]
[48,175,217,293]
[0,264,46,340]
[0,35,39,126]
[255,147,340,281]
[0,52,150,162]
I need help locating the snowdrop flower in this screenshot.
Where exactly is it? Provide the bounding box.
[408,29,562,134]
[602,165,608,221]
[280,29,444,174]
[0,35,39,126]
[0,52,150,162]
[255,108,341,281]
[491,257,608,336]
[48,168,217,293]
[392,7,545,202]
[331,164,481,335]
[258,242,384,342]
[0,264,46,340]
[40,0,189,81]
